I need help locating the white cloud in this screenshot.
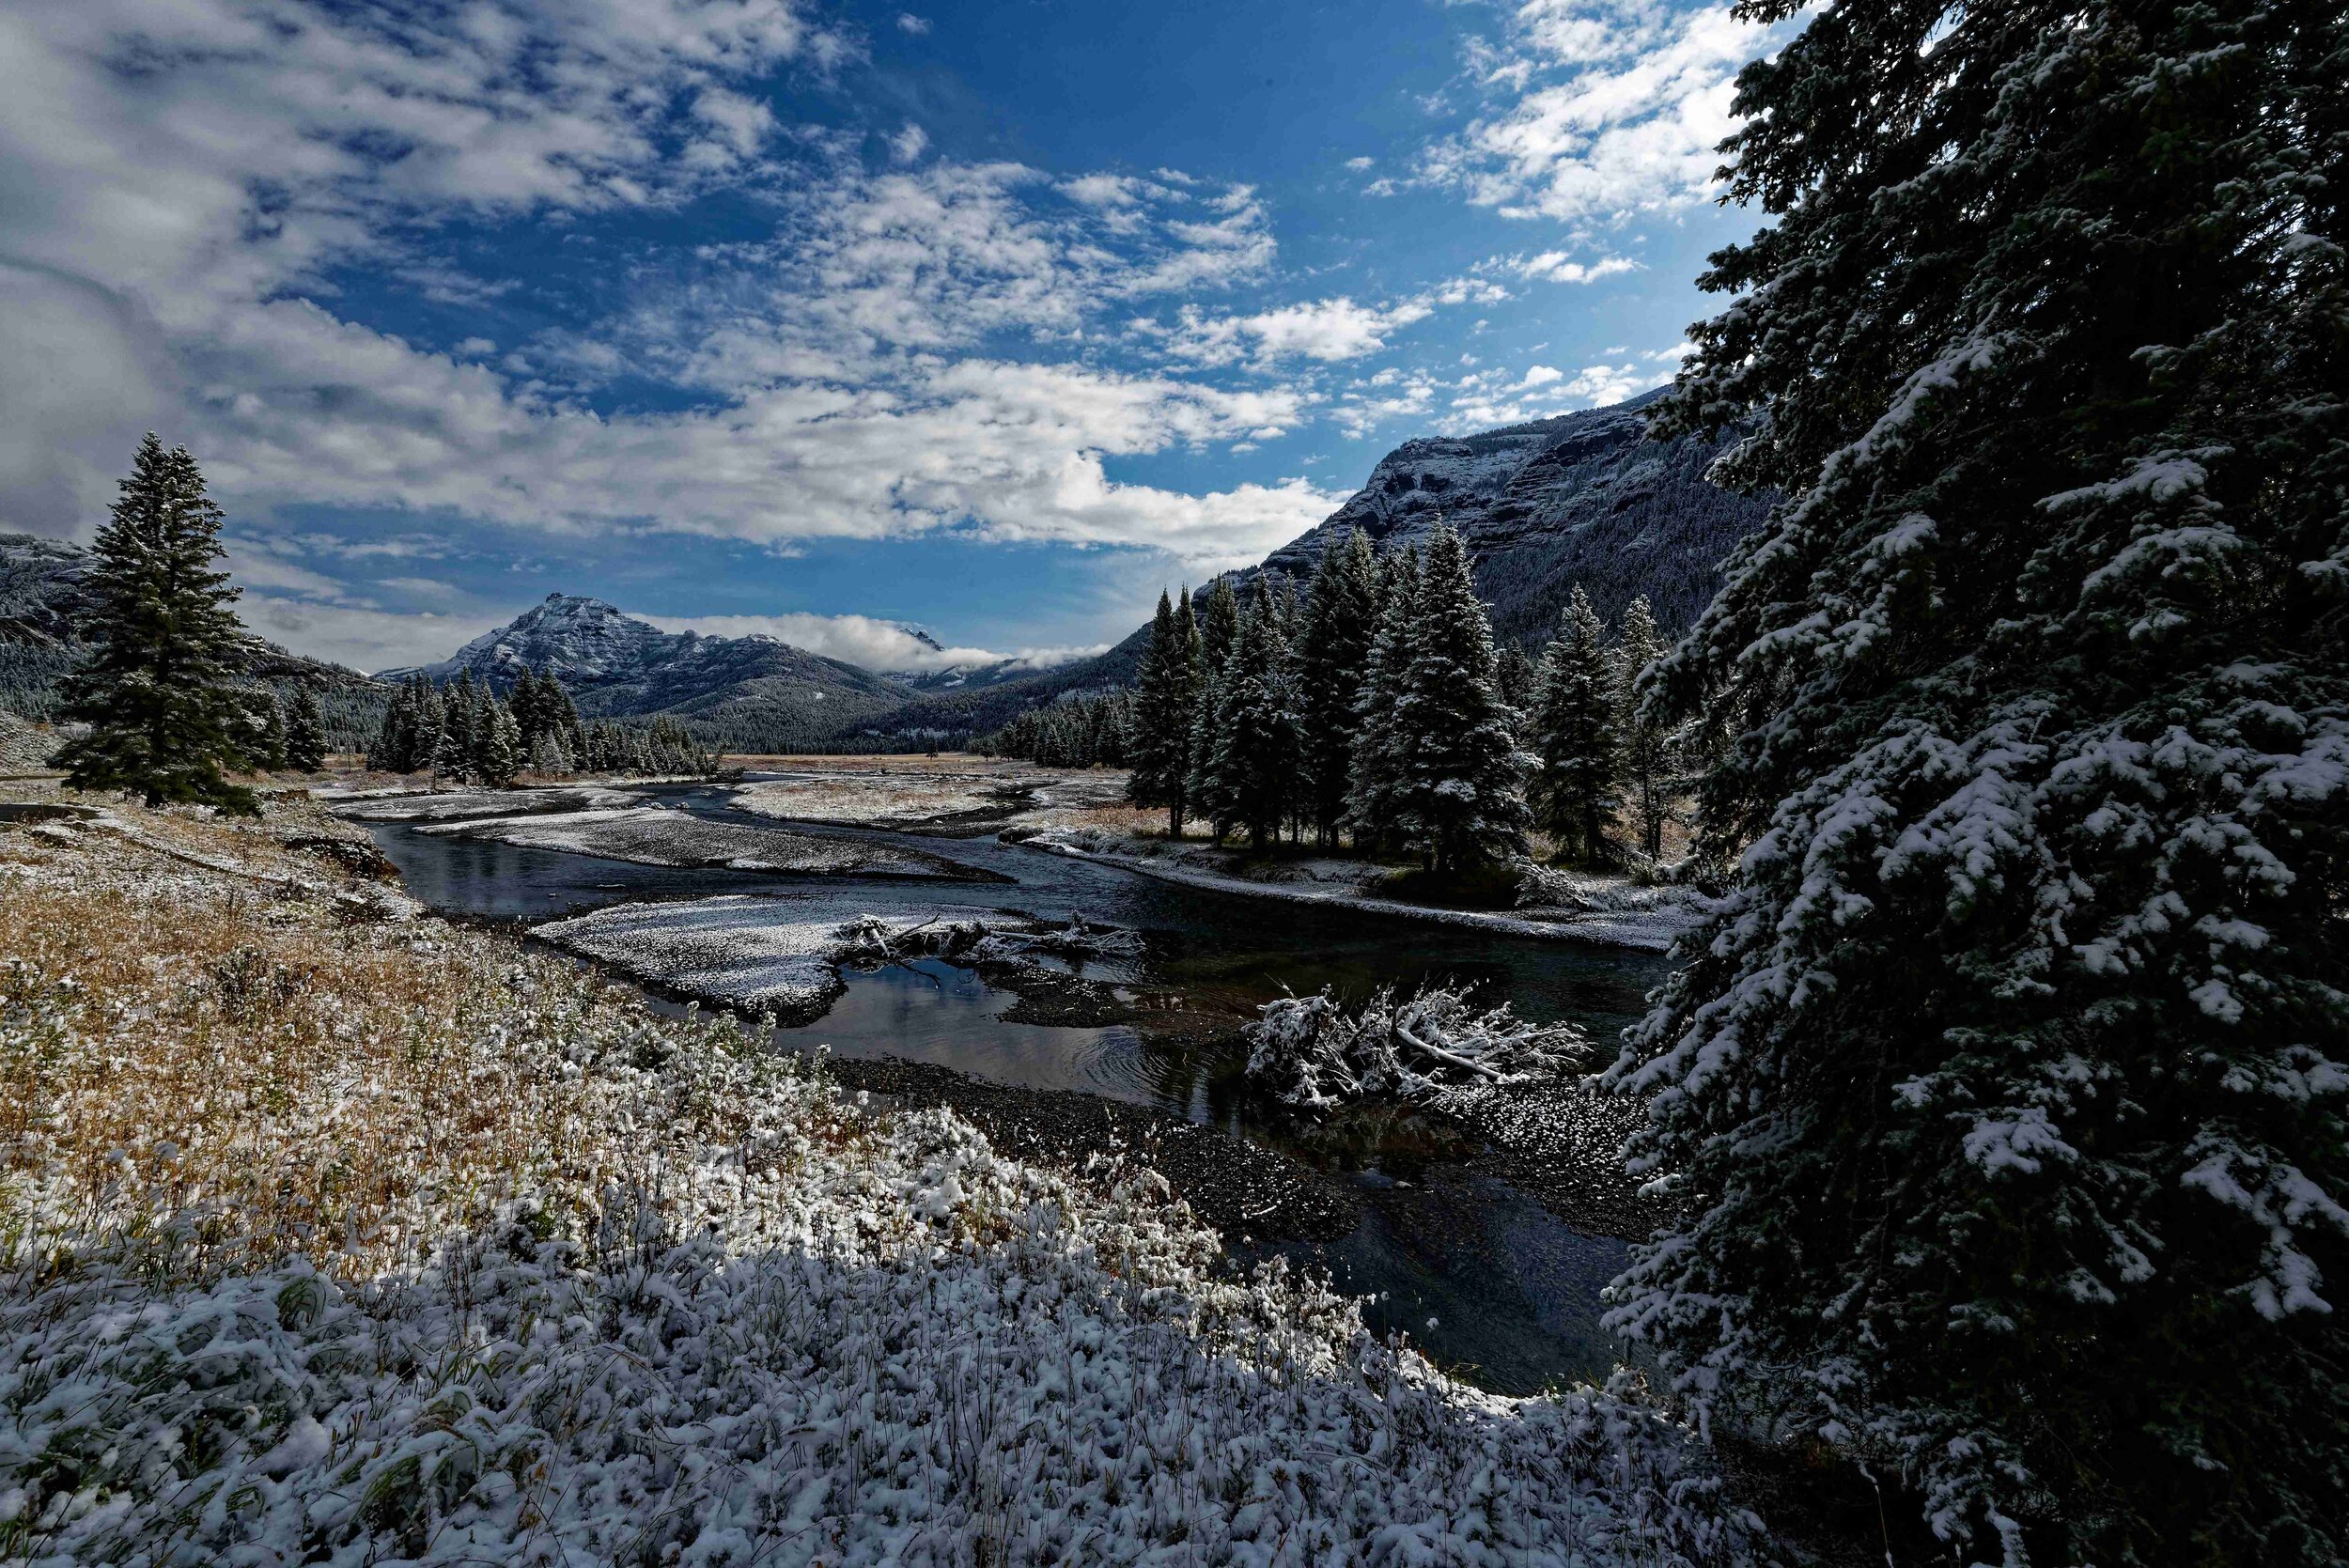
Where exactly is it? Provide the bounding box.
[1143,295,1440,368]
[1425,1,1794,223]
[1510,251,1640,284]
[887,122,929,163]
[242,595,506,673]
[1344,156,1377,171]
[0,3,1329,582]
[896,12,932,35]
[643,613,1097,672]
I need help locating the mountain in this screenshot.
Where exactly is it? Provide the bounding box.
[1257,386,1770,646]
[384,594,919,753]
[834,389,1774,748]
[0,532,387,749]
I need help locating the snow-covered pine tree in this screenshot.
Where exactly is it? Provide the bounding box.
[430,680,473,784]
[477,699,522,786]
[1298,529,1379,846]
[1198,576,1240,676]
[1126,590,1194,832]
[246,690,289,772]
[1389,525,1527,873]
[1611,595,1672,861]
[1495,645,1538,715]
[56,437,261,814]
[1528,585,1619,865]
[1610,4,2349,1562]
[1186,577,1245,843]
[1205,580,1303,851]
[1346,546,1421,854]
[284,687,328,773]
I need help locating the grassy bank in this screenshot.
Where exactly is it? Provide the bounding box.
[0,788,1757,1565]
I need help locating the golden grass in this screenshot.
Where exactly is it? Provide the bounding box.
[0,794,853,1284]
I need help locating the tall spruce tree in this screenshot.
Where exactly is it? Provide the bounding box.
[1202,581,1303,851]
[56,437,260,814]
[1494,645,1538,715]
[1611,595,1672,860]
[1528,585,1619,865]
[1126,590,1195,833]
[1389,525,1527,872]
[1346,547,1421,853]
[284,687,329,773]
[1298,530,1380,846]
[1609,5,2349,1563]
[1186,577,1245,843]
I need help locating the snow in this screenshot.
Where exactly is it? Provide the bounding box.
[533,895,856,1017]
[1023,828,1706,951]
[416,805,993,878]
[0,803,1764,1566]
[332,785,643,822]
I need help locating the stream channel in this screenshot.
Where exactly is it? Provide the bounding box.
[358,778,1672,1396]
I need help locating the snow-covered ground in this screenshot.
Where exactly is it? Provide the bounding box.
[417,803,994,877]
[1021,826,1708,952]
[0,785,1765,1565]
[329,784,644,821]
[534,894,861,1018]
[730,761,1130,834]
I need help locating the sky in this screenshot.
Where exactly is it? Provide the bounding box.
[0,0,1795,675]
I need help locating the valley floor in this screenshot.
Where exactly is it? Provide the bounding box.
[723,754,1709,952]
[0,781,1760,1565]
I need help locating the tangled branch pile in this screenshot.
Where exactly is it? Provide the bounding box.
[1244,982,1592,1110]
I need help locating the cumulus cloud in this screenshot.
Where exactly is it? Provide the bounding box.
[1423,0,1794,223]
[896,13,932,35]
[0,0,1330,605]
[643,613,1101,672]
[1142,296,1437,368]
[1510,251,1640,284]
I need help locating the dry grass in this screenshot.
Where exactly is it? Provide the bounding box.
[0,792,851,1285]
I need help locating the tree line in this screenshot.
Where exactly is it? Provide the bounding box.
[366,667,716,783]
[1095,522,1685,874]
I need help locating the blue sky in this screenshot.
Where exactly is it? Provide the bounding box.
[0,0,1790,673]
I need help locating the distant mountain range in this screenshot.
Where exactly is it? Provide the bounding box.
[0,390,1776,755]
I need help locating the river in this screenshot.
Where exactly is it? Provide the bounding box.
[359,778,1672,1394]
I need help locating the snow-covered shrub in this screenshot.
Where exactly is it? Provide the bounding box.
[1245,982,1592,1110]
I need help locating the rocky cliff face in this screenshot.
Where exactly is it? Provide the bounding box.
[1259,387,1771,645]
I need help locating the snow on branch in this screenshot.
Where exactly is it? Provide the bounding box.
[1245,981,1592,1110]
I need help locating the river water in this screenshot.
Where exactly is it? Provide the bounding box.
[362,779,1672,1393]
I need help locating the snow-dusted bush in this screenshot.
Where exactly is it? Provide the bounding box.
[0,803,1757,1565]
[1245,982,1591,1110]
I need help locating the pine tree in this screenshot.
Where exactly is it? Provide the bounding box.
[478,699,522,786]
[1527,585,1619,865]
[1298,530,1380,846]
[1204,581,1303,851]
[1609,5,2349,1562]
[1197,576,1241,679]
[55,437,260,814]
[1127,591,1193,832]
[1389,525,1527,873]
[284,687,329,773]
[1494,645,1538,715]
[1346,547,1421,853]
[1611,595,1672,861]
